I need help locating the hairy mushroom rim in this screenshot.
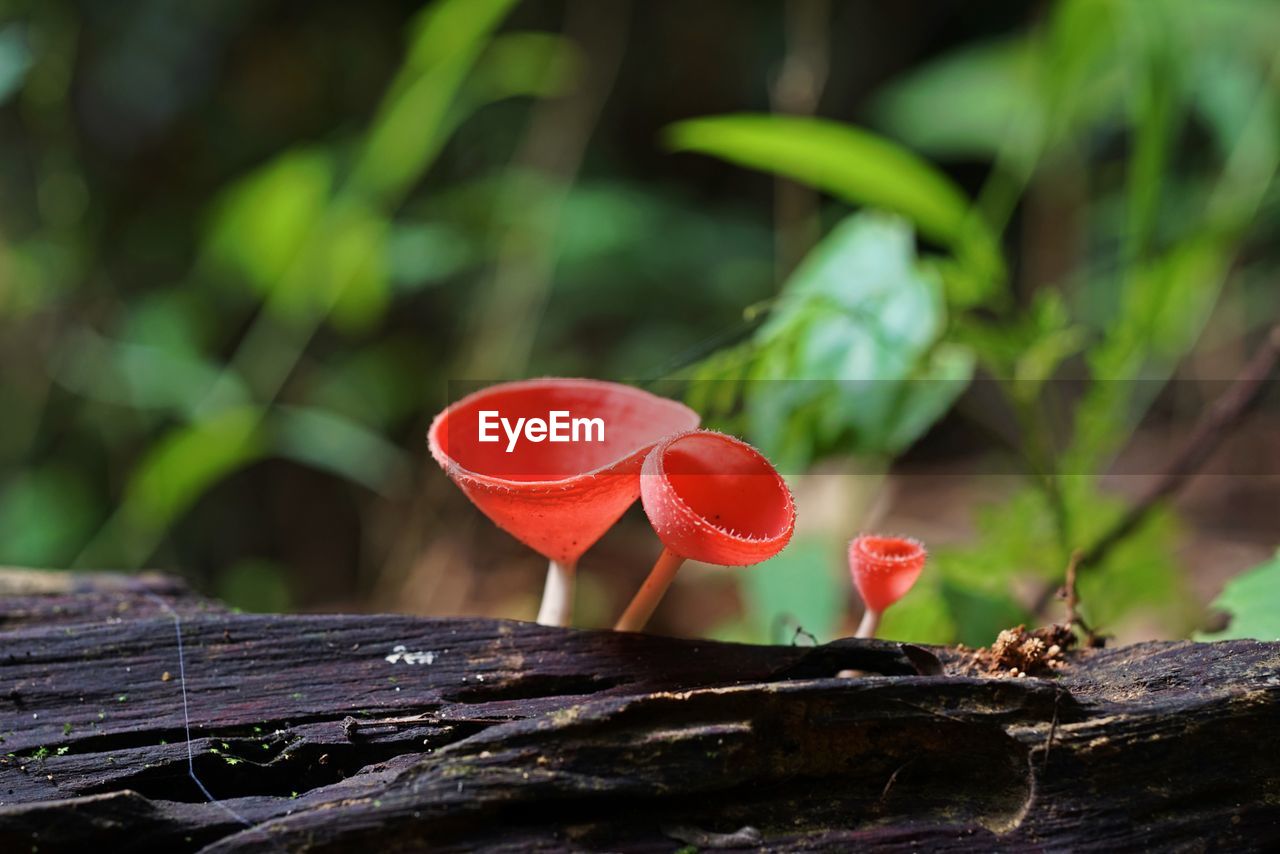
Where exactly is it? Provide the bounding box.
[849,534,927,639]
[615,430,795,632]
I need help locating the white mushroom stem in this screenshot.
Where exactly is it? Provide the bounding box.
[615,548,686,633]
[536,560,577,627]
[855,607,882,639]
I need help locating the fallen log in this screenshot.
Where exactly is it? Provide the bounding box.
[0,569,1277,852]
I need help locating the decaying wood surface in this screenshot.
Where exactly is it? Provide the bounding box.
[1,569,1277,852]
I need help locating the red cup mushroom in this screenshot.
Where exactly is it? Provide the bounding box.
[615,430,795,632]
[435,376,706,624]
[848,534,927,639]
[429,378,699,626]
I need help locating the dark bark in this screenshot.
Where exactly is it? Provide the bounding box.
[1,570,1277,852]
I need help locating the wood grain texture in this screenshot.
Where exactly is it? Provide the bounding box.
[1,570,1277,852]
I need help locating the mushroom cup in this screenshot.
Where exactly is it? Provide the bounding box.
[615,430,795,632]
[429,378,699,626]
[848,534,927,639]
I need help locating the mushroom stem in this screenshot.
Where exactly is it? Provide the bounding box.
[614,548,686,632]
[855,608,882,640]
[535,559,577,626]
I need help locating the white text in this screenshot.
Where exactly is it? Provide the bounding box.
[477,410,605,453]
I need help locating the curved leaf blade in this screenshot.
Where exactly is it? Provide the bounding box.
[664,114,977,249]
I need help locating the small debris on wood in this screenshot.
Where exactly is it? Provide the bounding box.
[1059,549,1106,647]
[964,623,1075,677]
[343,714,436,738]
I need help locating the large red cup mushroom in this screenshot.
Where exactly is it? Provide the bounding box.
[615,430,795,632]
[429,378,699,626]
[848,534,927,639]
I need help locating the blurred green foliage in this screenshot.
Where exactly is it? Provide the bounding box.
[0,0,777,610]
[69,0,526,570]
[689,212,972,469]
[676,0,1279,643]
[0,0,1276,641]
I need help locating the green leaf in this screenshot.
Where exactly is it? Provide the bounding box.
[205,148,334,303]
[270,407,408,496]
[1171,0,1280,77]
[53,329,249,419]
[467,32,583,102]
[1011,301,1088,394]
[930,479,1192,643]
[1190,51,1280,166]
[957,289,1086,401]
[871,37,1042,163]
[1197,551,1280,642]
[1075,505,1188,633]
[664,114,980,251]
[740,536,846,643]
[354,0,520,201]
[1066,236,1228,473]
[736,213,973,467]
[1039,0,1129,140]
[880,343,975,452]
[0,465,97,567]
[876,576,955,645]
[761,213,945,350]
[121,290,220,356]
[388,221,476,290]
[1122,25,1182,260]
[121,407,265,529]
[0,25,32,105]
[323,203,390,333]
[306,339,432,429]
[204,0,521,334]
[939,579,1028,648]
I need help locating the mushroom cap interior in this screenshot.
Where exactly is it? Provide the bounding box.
[428,379,699,565]
[432,380,699,483]
[848,535,926,612]
[641,431,794,566]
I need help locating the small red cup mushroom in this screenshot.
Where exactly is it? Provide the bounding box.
[615,430,795,632]
[848,534,927,639]
[429,379,699,626]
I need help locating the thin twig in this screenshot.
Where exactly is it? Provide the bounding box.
[1034,325,1280,620]
[343,713,438,738]
[1063,550,1081,627]
[791,625,819,647]
[1058,549,1099,645]
[1078,324,1280,571]
[343,710,515,738]
[878,758,917,804]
